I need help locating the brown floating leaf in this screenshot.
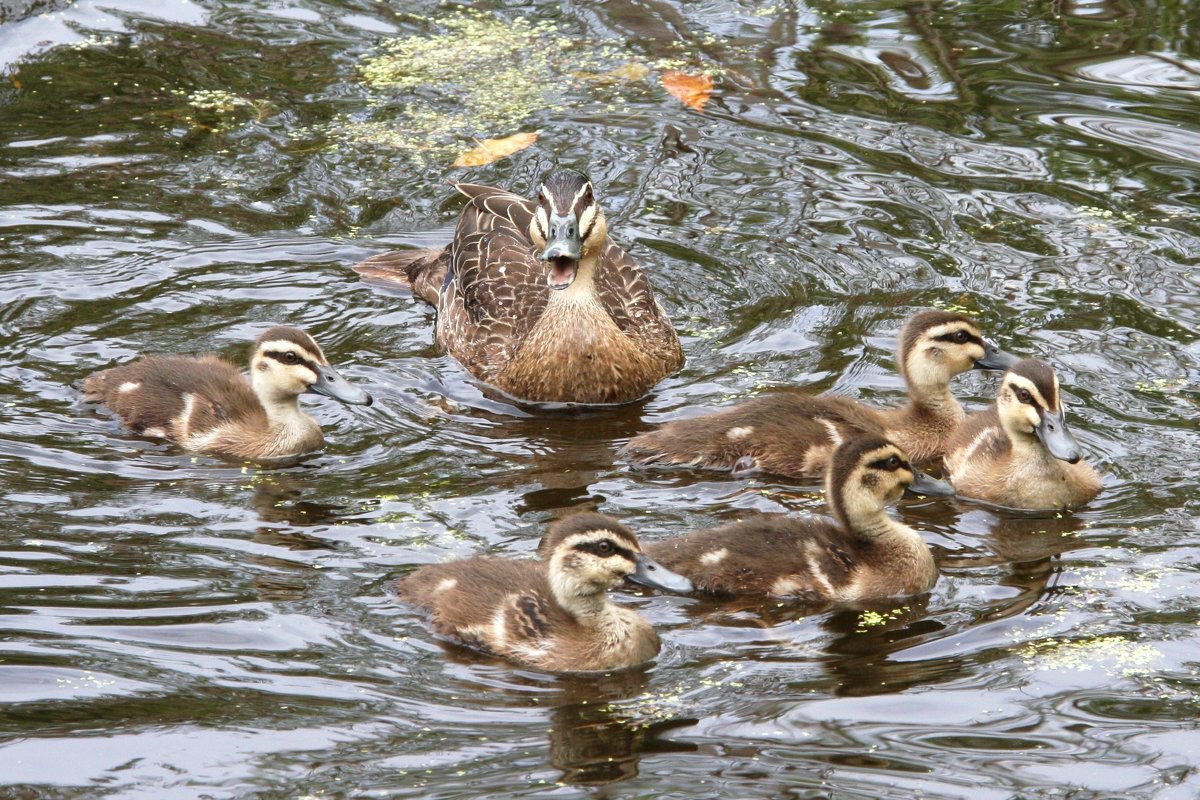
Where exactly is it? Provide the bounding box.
[452,131,538,167]
[661,71,713,111]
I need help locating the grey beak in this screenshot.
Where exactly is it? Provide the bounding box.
[307,364,373,406]
[906,466,956,497]
[541,212,582,262]
[1036,408,1083,463]
[974,340,1020,371]
[628,552,693,594]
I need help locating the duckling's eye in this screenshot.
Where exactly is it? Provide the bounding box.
[283,352,299,364]
[596,540,613,555]
[887,455,901,469]
[1016,388,1032,403]
[952,330,969,344]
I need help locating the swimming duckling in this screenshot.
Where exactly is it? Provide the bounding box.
[394,513,693,673]
[82,326,372,462]
[624,310,1017,478]
[643,436,954,601]
[943,358,1101,510]
[354,169,684,405]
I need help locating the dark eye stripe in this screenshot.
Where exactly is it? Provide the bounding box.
[1011,384,1043,409]
[574,540,635,560]
[934,331,982,346]
[868,456,908,471]
[264,351,319,373]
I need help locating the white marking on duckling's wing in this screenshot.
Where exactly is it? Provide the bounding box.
[700,547,728,566]
[804,540,836,597]
[819,418,843,446]
[117,381,140,394]
[490,605,510,650]
[727,426,754,440]
[948,425,1001,475]
[434,578,458,594]
[178,393,198,439]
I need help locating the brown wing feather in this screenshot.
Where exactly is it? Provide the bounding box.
[644,515,859,600]
[624,392,888,479]
[352,248,447,304]
[395,557,574,656]
[434,186,551,382]
[82,356,263,437]
[594,240,685,372]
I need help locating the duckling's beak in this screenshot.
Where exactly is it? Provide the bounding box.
[974,340,1020,371]
[1036,408,1083,463]
[308,364,373,406]
[906,467,955,497]
[541,212,582,291]
[628,553,693,594]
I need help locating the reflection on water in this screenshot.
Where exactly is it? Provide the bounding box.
[2,0,1200,795]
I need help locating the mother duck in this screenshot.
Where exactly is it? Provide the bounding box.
[354,169,684,405]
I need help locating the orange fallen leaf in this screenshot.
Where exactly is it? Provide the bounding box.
[452,131,538,167]
[661,71,713,111]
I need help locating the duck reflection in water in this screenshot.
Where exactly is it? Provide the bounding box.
[548,669,698,785]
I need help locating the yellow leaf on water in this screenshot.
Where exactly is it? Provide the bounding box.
[661,71,713,111]
[452,131,538,167]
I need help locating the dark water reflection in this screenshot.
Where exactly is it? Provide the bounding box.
[3,0,1200,796]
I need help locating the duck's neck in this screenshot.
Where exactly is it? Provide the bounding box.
[548,569,616,626]
[906,376,960,418]
[830,481,915,543]
[251,377,313,434]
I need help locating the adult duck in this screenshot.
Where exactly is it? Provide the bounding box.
[355,169,684,405]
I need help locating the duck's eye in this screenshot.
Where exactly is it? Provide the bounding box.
[283,352,299,364]
[953,331,969,344]
[1016,388,1032,403]
[888,455,901,469]
[596,540,613,555]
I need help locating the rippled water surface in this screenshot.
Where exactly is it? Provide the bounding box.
[3,0,1200,796]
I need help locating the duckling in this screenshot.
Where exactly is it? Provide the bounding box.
[623,310,1017,478]
[82,326,372,462]
[394,513,693,673]
[643,436,954,601]
[943,358,1101,510]
[353,169,684,405]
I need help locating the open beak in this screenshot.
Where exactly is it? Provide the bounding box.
[1036,408,1083,463]
[974,339,1020,371]
[905,466,955,497]
[541,212,582,291]
[628,552,693,594]
[307,364,373,406]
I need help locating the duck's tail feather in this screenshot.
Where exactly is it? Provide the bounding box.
[352,247,447,304]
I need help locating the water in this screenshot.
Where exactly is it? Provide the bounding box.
[2,0,1199,796]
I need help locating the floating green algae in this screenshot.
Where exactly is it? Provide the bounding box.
[1020,635,1161,677]
[856,606,911,631]
[329,10,717,166]
[333,12,581,164]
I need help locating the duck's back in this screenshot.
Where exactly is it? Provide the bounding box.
[644,515,861,601]
[625,392,887,479]
[83,356,264,440]
[395,557,568,654]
